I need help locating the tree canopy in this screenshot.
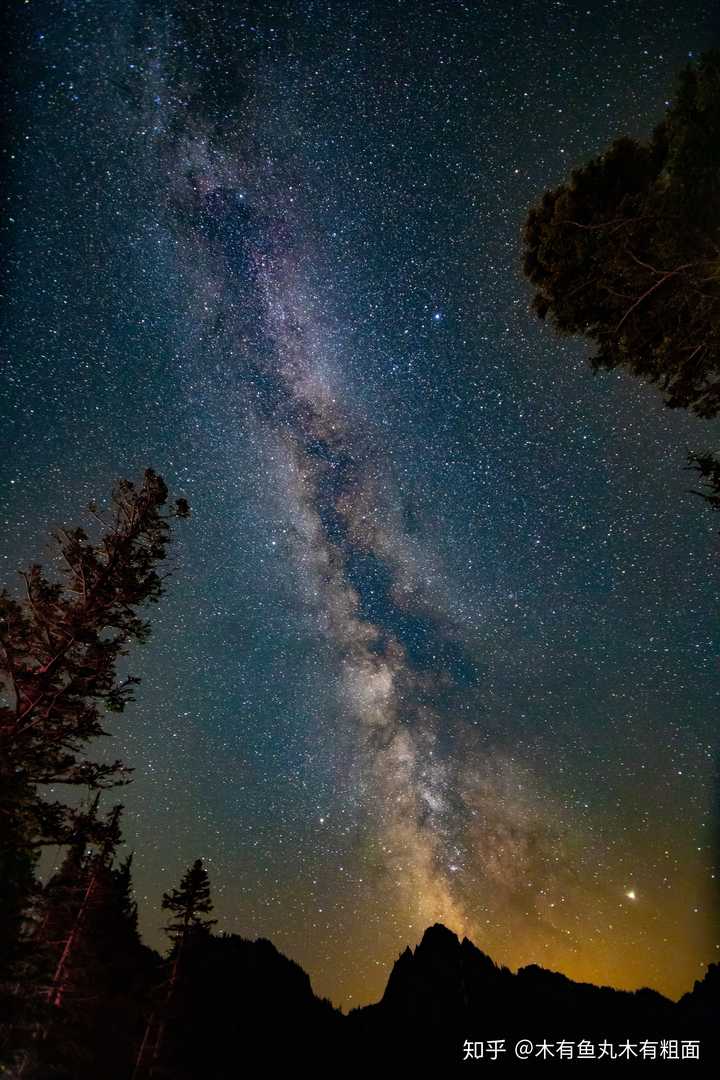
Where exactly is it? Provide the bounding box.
[0,468,189,974]
[522,50,720,417]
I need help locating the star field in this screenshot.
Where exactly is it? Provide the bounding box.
[2,0,719,1009]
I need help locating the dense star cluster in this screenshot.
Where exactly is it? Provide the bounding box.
[2,0,719,1009]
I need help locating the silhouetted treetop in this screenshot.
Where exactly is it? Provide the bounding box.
[162,859,216,942]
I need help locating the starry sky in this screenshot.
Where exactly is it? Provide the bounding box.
[3,0,720,1010]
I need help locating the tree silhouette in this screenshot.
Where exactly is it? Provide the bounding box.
[161,859,217,946]
[3,799,158,1079]
[133,860,216,1079]
[0,469,189,981]
[687,450,720,518]
[522,50,720,417]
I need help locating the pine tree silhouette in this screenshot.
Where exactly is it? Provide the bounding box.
[0,469,188,1076]
[133,860,216,1080]
[0,469,189,980]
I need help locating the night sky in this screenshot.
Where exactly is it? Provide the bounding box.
[3,0,720,1010]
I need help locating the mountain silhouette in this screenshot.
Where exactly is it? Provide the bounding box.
[140,923,718,1073]
[345,923,718,1066]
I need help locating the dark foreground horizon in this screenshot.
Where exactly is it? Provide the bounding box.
[7,917,718,1075]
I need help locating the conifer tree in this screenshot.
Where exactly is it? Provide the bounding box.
[161,859,217,949]
[45,804,124,1011]
[42,807,153,1079]
[133,860,216,1080]
[522,50,720,418]
[0,469,188,986]
[4,802,152,1079]
[687,451,720,519]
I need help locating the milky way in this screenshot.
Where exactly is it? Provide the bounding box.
[3,0,720,1007]
[138,20,580,960]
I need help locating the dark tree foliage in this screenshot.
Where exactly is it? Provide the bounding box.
[3,803,158,1080]
[687,450,720,515]
[50,832,155,1080]
[132,861,216,1079]
[0,469,189,979]
[522,50,720,417]
[161,859,217,943]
